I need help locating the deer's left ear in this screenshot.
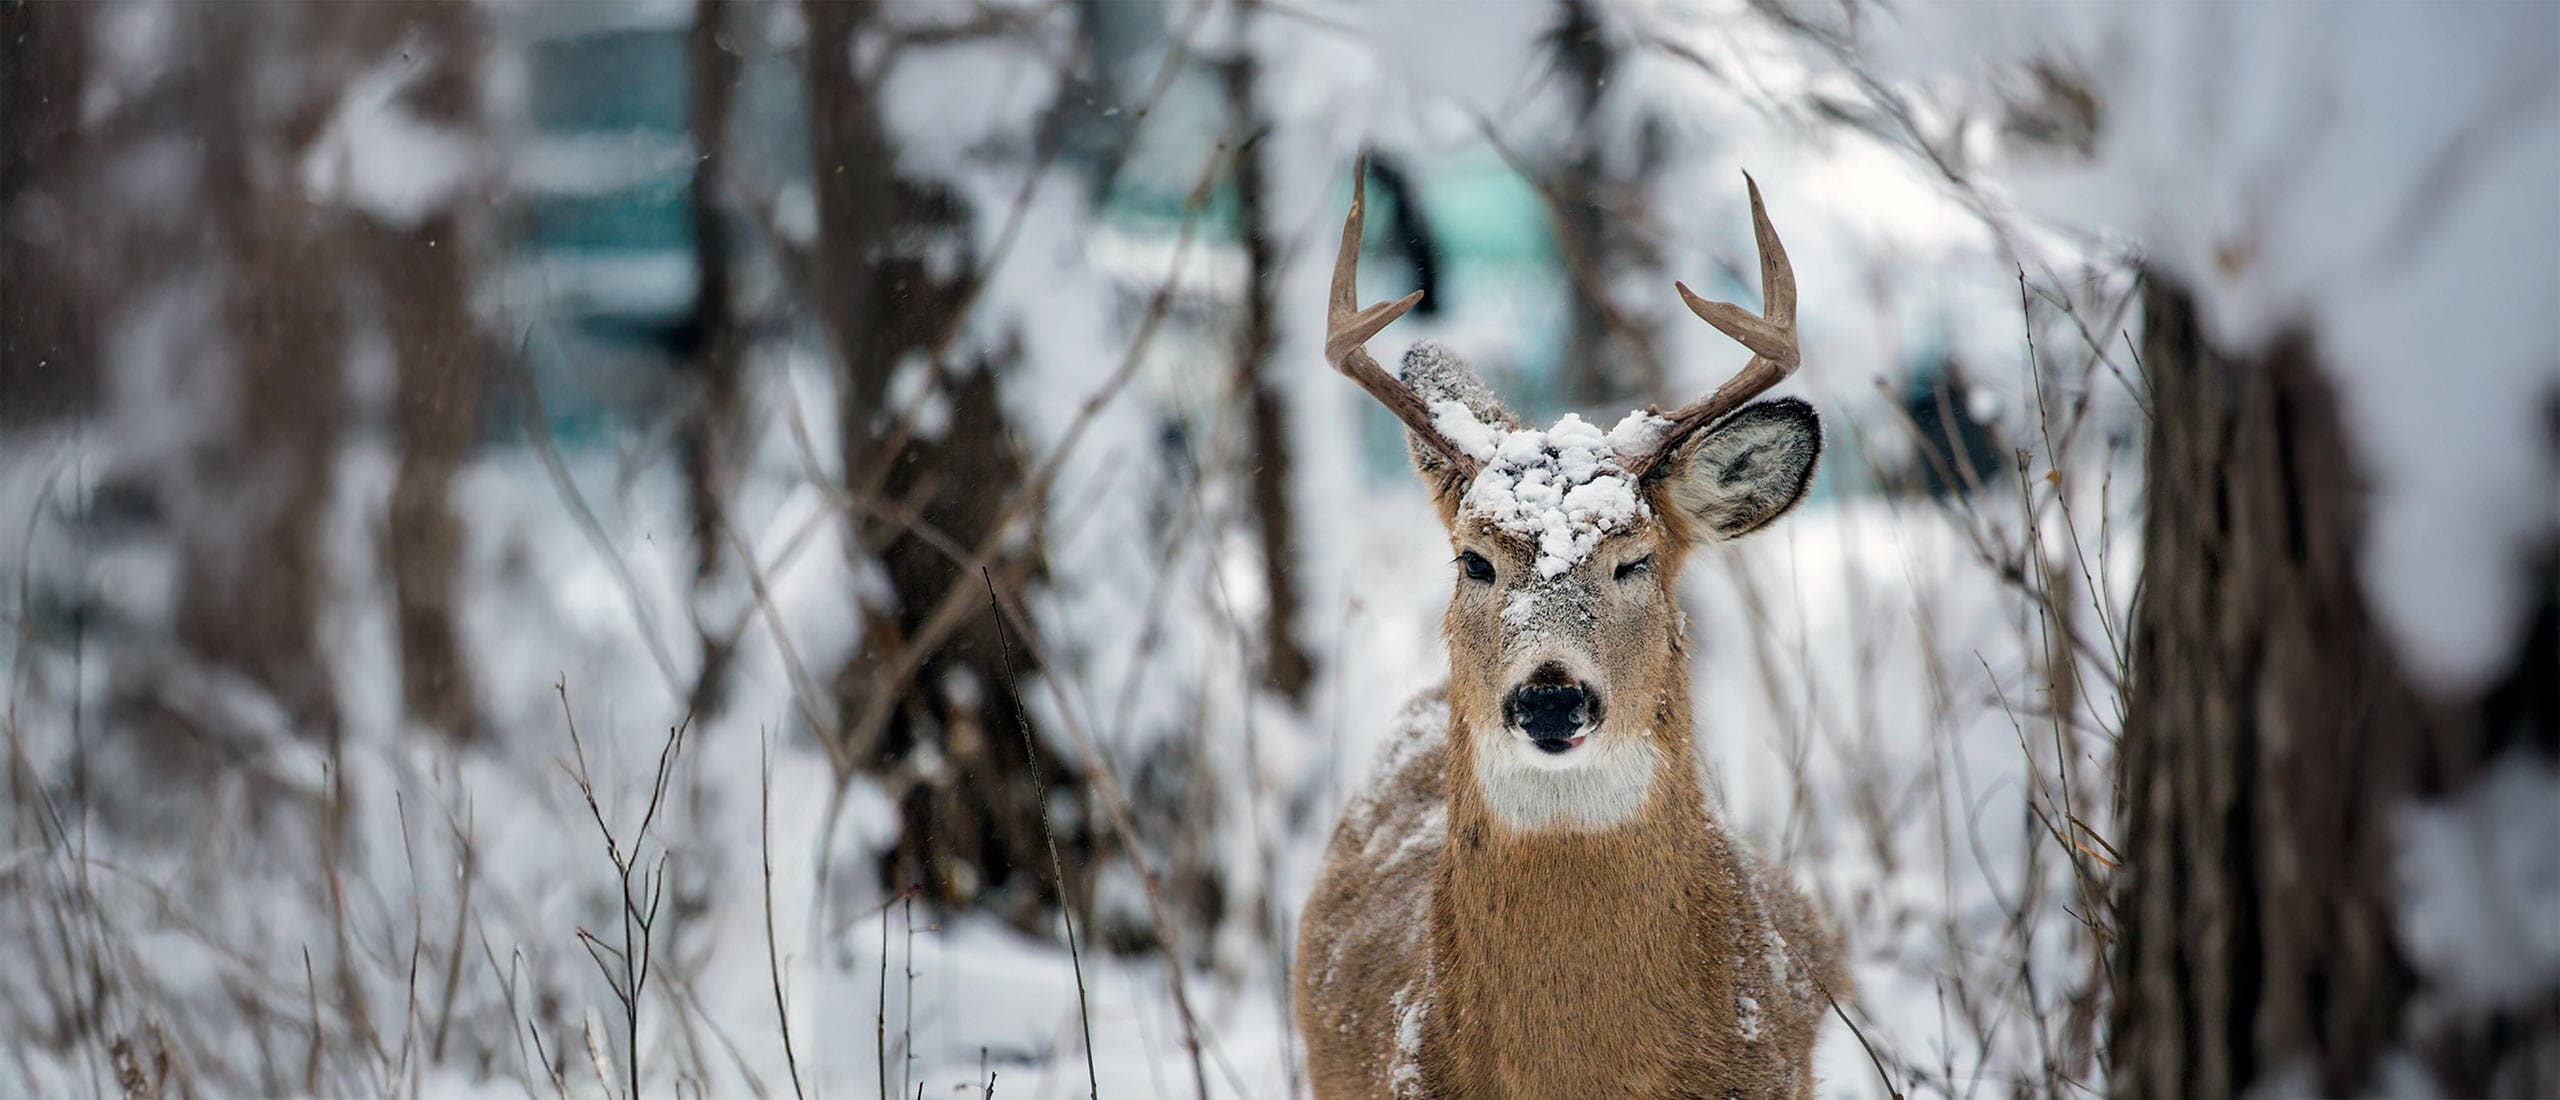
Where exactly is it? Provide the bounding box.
[1658,398,1821,540]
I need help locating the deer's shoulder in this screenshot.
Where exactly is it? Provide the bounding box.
[1337,685,1451,836]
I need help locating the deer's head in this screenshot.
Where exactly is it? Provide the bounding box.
[1326,169,1820,832]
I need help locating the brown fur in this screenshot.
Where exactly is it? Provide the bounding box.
[1296,466,1848,1098]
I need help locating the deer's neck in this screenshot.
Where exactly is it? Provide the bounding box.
[1426,690,1742,1087]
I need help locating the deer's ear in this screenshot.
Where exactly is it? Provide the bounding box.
[1660,398,1821,540]
[1398,342,1513,505]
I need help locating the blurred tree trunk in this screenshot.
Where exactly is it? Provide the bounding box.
[2112,281,2560,1097]
[801,1,1092,929]
[0,0,96,421]
[1220,36,1315,702]
[1549,0,1663,408]
[681,0,746,720]
[180,5,348,741]
[374,0,491,743]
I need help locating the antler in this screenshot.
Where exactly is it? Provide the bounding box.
[1327,163,1483,479]
[1620,173,1802,480]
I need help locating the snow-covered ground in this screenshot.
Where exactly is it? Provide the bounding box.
[1,363,2130,1096]
[46,0,2560,1095]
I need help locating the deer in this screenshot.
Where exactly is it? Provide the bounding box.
[1294,168,1848,1099]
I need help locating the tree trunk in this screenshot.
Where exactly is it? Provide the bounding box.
[681,0,747,720]
[375,0,490,743]
[0,0,95,423]
[379,205,485,742]
[1220,44,1314,702]
[801,2,1092,929]
[178,4,347,742]
[2111,280,2560,1097]
[1550,0,1662,409]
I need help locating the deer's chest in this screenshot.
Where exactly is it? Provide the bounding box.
[1421,845,1749,1096]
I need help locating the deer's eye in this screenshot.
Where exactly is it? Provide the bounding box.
[1457,551,1496,583]
[1614,555,1654,582]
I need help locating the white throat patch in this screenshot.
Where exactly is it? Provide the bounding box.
[1469,723,1660,833]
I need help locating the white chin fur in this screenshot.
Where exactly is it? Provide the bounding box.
[1470,724,1658,833]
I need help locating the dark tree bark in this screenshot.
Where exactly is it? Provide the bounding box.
[374,0,492,743]
[378,205,486,742]
[1220,44,1315,702]
[0,0,96,422]
[2111,280,2560,1097]
[801,2,1092,929]
[178,5,349,742]
[681,0,747,720]
[1548,0,1663,408]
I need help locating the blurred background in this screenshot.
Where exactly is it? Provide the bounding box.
[1,1,2552,1097]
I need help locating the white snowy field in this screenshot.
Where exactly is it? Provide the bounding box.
[30,0,2557,1095]
[0,375,2130,1098]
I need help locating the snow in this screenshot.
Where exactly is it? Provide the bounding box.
[883,354,954,440]
[0,1,2259,1096]
[1364,0,1553,126]
[874,27,1065,186]
[1436,401,1653,579]
[1390,973,1430,1094]
[0,407,2124,1097]
[1607,409,1673,461]
[1860,2,2560,693]
[512,133,690,196]
[1428,398,1500,463]
[2394,754,2560,1014]
[300,48,480,229]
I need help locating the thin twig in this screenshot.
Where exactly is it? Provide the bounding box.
[512,347,684,692]
[556,682,692,1100]
[758,731,807,1100]
[981,569,1099,1100]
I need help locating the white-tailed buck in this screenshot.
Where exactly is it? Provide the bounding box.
[1296,169,1847,1098]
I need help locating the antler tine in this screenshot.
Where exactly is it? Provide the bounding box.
[1625,172,1803,479]
[1326,162,1482,479]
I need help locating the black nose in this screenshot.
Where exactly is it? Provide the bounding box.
[1506,684,1589,740]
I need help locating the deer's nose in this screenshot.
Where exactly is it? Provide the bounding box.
[1505,682,1592,752]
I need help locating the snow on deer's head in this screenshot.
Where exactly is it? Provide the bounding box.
[1324,167,1821,832]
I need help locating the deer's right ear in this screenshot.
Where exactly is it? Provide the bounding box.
[1660,398,1821,540]
[1397,343,1511,506]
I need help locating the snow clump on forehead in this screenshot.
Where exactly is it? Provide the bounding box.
[1430,401,1674,580]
